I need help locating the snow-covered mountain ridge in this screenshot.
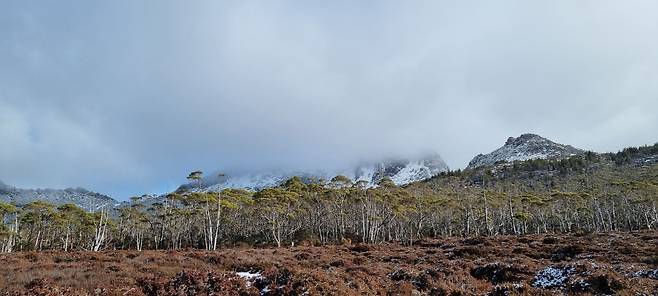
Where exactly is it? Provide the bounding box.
[467,133,585,169]
[0,180,118,211]
[179,153,449,192]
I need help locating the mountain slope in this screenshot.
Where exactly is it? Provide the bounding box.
[467,133,584,169]
[179,153,449,192]
[0,180,118,211]
[354,153,449,185]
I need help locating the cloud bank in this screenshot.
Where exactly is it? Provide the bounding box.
[1,1,657,199]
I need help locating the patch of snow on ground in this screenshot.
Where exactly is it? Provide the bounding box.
[532,266,575,289]
[235,271,262,287]
[633,269,658,279]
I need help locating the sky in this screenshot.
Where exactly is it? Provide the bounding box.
[1,1,657,200]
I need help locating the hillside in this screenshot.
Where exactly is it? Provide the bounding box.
[414,143,658,234]
[0,181,118,211]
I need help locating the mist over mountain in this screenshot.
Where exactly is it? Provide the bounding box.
[0,180,11,193]
[178,153,449,192]
[0,152,449,207]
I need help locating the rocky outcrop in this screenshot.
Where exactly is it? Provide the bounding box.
[467,134,584,169]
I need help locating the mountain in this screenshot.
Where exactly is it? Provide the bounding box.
[467,133,585,169]
[178,153,449,192]
[0,180,118,211]
[353,153,449,185]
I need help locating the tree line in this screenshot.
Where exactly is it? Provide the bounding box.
[1,152,657,252]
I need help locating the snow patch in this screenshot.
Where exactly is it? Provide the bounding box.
[236,271,262,280]
[632,269,658,280]
[390,161,432,185]
[235,271,262,288]
[532,266,575,289]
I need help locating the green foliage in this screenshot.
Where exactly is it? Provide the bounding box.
[377,176,396,188]
[254,188,300,211]
[187,171,203,181]
[0,202,18,216]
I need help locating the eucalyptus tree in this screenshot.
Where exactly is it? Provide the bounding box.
[356,177,401,243]
[164,192,195,249]
[187,171,204,190]
[118,197,150,251]
[303,181,332,243]
[56,203,92,251]
[92,208,111,251]
[181,171,228,250]
[405,184,451,243]
[218,188,254,244]
[253,186,302,247]
[0,202,19,252]
[21,201,57,251]
[327,175,352,241]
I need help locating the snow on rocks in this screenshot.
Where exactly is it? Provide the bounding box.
[235,269,303,296]
[236,271,262,280]
[467,133,584,169]
[532,265,575,289]
[632,269,658,280]
[235,271,262,287]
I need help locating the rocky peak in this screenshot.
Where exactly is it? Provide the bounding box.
[505,133,541,146]
[467,133,584,169]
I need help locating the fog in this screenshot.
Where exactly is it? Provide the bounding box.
[1,1,657,199]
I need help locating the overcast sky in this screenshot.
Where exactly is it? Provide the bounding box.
[1,1,657,199]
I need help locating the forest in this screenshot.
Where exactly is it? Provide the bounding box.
[1,144,657,253]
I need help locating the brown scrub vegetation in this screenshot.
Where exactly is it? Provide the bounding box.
[1,231,656,295]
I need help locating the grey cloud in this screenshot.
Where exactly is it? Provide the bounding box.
[1,1,657,199]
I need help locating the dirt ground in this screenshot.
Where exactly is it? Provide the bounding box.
[0,232,656,295]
